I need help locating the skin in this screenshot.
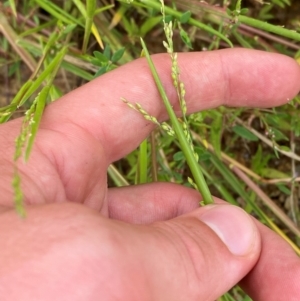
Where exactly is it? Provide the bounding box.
[0,49,299,300]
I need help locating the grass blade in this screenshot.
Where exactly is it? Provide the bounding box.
[0,12,36,71]
[35,0,82,26]
[24,87,48,160]
[72,0,104,51]
[108,164,129,186]
[137,139,148,184]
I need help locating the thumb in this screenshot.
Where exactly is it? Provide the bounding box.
[119,204,261,301]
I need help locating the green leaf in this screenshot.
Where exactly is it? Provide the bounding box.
[93,51,110,63]
[240,8,249,15]
[94,65,108,78]
[179,28,193,49]
[49,85,62,101]
[265,113,290,130]
[25,86,49,160]
[12,170,25,217]
[261,168,289,179]
[62,61,94,81]
[164,15,173,23]
[173,151,184,161]
[252,145,272,175]
[90,59,103,67]
[35,0,82,26]
[140,16,162,36]
[232,125,258,141]
[103,44,111,59]
[226,8,232,16]
[137,139,148,184]
[292,114,300,137]
[62,24,77,34]
[111,47,125,63]
[272,128,289,141]
[179,11,191,24]
[8,0,17,17]
[278,145,291,152]
[277,184,291,196]
[210,112,222,158]
[195,147,211,162]
[251,145,262,173]
[235,0,242,11]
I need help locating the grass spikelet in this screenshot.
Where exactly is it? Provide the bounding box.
[121,98,175,136]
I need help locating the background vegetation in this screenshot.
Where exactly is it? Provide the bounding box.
[1,0,300,299]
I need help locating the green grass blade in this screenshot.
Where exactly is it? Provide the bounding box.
[12,169,26,217]
[72,0,104,49]
[108,164,129,186]
[201,167,238,205]
[19,47,68,107]
[0,80,33,123]
[8,0,17,17]
[138,139,148,184]
[25,87,48,161]
[25,48,67,160]
[35,0,82,26]
[82,0,96,53]
[61,61,94,81]
[18,20,56,38]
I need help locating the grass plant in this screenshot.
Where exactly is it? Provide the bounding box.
[1,0,300,299]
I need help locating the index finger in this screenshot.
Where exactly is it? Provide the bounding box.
[42,49,300,163]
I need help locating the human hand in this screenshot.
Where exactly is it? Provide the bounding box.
[0,49,299,300]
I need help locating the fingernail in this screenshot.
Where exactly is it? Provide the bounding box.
[199,205,257,256]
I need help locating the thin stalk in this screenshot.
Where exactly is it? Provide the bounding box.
[108,164,129,186]
[140,38,213,204]
[82,0,96,53]
[150,132,158,181]
[138,139,148,184]
[0,12,36,72]
[239,15,300,42]
[201,167,238,205]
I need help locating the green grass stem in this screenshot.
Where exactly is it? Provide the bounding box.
[140,38,213,204]
[138,139,148,184]
[83,0,96,53]
[239,15,300,42]
[108,164,130,186]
